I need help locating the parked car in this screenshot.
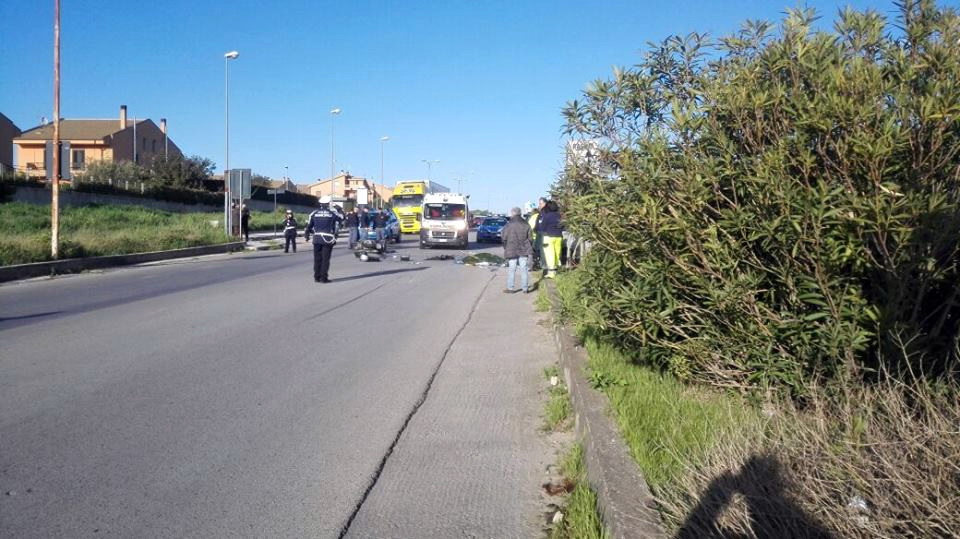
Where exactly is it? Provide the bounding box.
[476,217,508,243]
[368,210,402,243]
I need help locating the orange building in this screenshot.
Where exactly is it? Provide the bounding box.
[303,172,393,206]
[13,105,181,178]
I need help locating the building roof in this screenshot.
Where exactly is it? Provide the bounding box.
[0,112,20,134]
[15,119,145,141]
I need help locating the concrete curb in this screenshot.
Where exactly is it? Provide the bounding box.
[0,242,246,283]
[547,282,667,539]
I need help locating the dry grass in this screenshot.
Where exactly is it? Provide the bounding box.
[660,377,960,538]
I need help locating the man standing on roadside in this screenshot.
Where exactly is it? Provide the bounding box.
[373,209,390,246]
[502,207,533,293]
[240,204,251,242]
[527,199,543,270]
[359,207,372,241]
[345,207,360,249]
[304,196,342,283]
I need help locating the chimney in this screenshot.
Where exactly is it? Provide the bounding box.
[160,118,167,134]
[120,105,127,129]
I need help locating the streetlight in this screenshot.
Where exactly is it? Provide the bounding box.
[223,50,239,236]
[330,107,341,194]
[379,136,389,209]
[421,159,439,181]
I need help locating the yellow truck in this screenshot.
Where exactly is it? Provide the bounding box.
[391,180,450,234]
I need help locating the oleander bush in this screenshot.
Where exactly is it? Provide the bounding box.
[558,0,960,393]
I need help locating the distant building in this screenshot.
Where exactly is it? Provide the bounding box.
[13,105,181,178]
[265,178,299,193]
[0,112,21,173]
[304,172,393,206]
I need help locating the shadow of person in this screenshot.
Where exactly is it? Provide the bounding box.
[331,266,427,283]
[676,454,833,539]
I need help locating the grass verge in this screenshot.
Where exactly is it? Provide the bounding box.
[0,203,307,265]
[535,281,551,312]
[549,444,607,539]
[543,366,572,431]
[552,271,960,537]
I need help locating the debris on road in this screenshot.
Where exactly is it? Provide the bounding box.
[461,253,506,266]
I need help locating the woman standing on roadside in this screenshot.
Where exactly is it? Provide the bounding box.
[537,200,563,279]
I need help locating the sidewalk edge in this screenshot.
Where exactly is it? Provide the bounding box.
[547,281,667,539]
[0,242,246,283]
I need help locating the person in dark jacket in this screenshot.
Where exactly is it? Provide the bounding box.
[502,207,533,293]
[536,200,563,279]
[282,210,299,253]
[531,197,547,270]
[240,204,251,242]
[373,210,390,244]
[344,207,360,249]
[304,196,342,283]
[359,207,372,229]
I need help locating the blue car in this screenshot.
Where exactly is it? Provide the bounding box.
[366,210,402,243]
[476,217,507,243]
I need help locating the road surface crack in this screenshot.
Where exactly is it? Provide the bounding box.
[337,271,496,538]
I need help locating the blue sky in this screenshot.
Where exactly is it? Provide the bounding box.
[2,0,889,211]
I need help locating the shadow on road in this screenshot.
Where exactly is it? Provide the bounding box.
[0,311,63,323]
[332,266,428,283]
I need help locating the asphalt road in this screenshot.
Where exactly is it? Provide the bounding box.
[0,233,554,538]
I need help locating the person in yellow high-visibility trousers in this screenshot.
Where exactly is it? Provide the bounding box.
[527,205,541,271]
[536,200,563,278]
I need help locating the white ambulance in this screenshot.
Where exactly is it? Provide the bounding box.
[419,192,469,249]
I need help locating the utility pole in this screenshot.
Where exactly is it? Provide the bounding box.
[330,107,341,192]
[51,0,61,259]
[379,136,389,209]
[223,50,239,236]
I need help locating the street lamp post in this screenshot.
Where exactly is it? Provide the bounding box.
[421,159,439,181]
[379,136,389,209]
[330,107,341,193]
[223,50,239,236]
[51,0,61,258]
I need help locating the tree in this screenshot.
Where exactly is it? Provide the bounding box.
[148,155,215,189]
[559,0,960,391]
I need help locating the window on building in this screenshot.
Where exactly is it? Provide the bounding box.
[72,149,85,170]
[152,139,156,153]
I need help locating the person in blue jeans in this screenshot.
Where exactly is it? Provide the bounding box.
[501,206,533,293]
[344,207,360,249]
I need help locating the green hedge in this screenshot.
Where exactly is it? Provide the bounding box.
[72,181,222,206]
[558,1,960,393]
[250,185,317,207]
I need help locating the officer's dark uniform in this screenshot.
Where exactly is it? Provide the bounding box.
[282,215,298,253]
[304,202,342,282]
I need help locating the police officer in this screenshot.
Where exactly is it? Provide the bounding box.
[282,210,298,253]
[304,196,342,283]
